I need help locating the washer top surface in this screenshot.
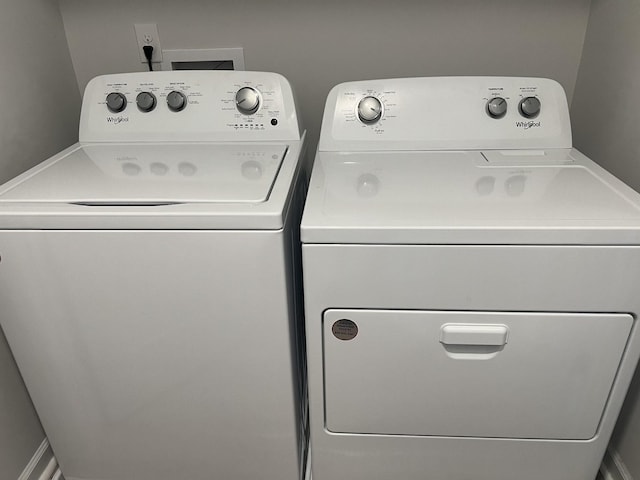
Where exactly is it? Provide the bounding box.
[0,143,287,205]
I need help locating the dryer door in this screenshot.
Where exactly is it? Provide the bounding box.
[323,309,632,440]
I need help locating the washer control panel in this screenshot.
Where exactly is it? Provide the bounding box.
[319,77,571,151]
[80,71,301,142]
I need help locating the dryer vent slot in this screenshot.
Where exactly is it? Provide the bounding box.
[70,202,183,207]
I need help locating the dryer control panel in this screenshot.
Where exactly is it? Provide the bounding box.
[318,77,571,151]
[80,71,302,143]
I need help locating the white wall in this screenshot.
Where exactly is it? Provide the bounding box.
[0,0,80,476]
[58,0,591,150]
[572,1,640,477]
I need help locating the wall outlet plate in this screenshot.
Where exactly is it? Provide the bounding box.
[134,24,163,64]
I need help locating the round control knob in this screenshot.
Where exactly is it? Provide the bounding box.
[357,96,383,124]
[486,97,507,118]
[519,96,541,118]
[106,92,127,113]
[235,87,261,114]
[136,92,156,112]
[167,91,187,112]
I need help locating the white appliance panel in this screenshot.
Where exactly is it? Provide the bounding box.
[80,71,301,143]
[0,144,287,204]
[319,77,571,152]
[323,309,632,439]
[302,244,640,480]
[0,230,302,480]
[301,149,640,244]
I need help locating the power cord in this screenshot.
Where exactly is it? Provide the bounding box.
[143,45,154,71]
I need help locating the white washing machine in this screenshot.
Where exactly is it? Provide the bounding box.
[0,71,308,480]
[301,77,640,480]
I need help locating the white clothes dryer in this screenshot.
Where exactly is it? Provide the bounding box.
[301,77,640,480]
[0,71,308,480]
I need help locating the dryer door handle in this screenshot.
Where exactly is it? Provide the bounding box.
[439,324,509,346]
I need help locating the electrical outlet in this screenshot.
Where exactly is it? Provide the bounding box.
[134,24,163,64]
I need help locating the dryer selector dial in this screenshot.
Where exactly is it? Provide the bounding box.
[235,87,261,115]
[167,91,187,112]
[357,96,383,124]
[106,92,127,113]
[519,96,541,118]
[486,97,507,118]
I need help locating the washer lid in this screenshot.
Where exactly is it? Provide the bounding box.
[0,143,287,205]
[301,149,640,245]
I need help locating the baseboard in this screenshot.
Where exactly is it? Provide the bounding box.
[17,438,58,480]
[304,449,311,480]
[601,447,635,480]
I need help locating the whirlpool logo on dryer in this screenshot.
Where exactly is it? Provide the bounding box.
[515,120,541,129]
[106,116,129,124]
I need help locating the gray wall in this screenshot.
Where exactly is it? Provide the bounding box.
[572,0,640,192]
[0,0,80,184]
[572,1,640,477]
[58,0,591,150]
[612,373,640,478]
[0,0,80,476]
[0,329,44,478]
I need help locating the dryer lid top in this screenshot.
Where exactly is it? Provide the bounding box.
[0,143,288,205]
[301,149,640,245]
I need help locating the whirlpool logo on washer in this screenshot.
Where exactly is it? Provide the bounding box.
[106,116,129,124]
[515,120,541,129]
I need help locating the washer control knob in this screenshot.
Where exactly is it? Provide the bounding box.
[357,96,383,124]
[235,87,261,114]
[486,97,507,118]
[519,96,541,118]
[167,91,187,112]
[136,92,156,112]
[106,92,127,113]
